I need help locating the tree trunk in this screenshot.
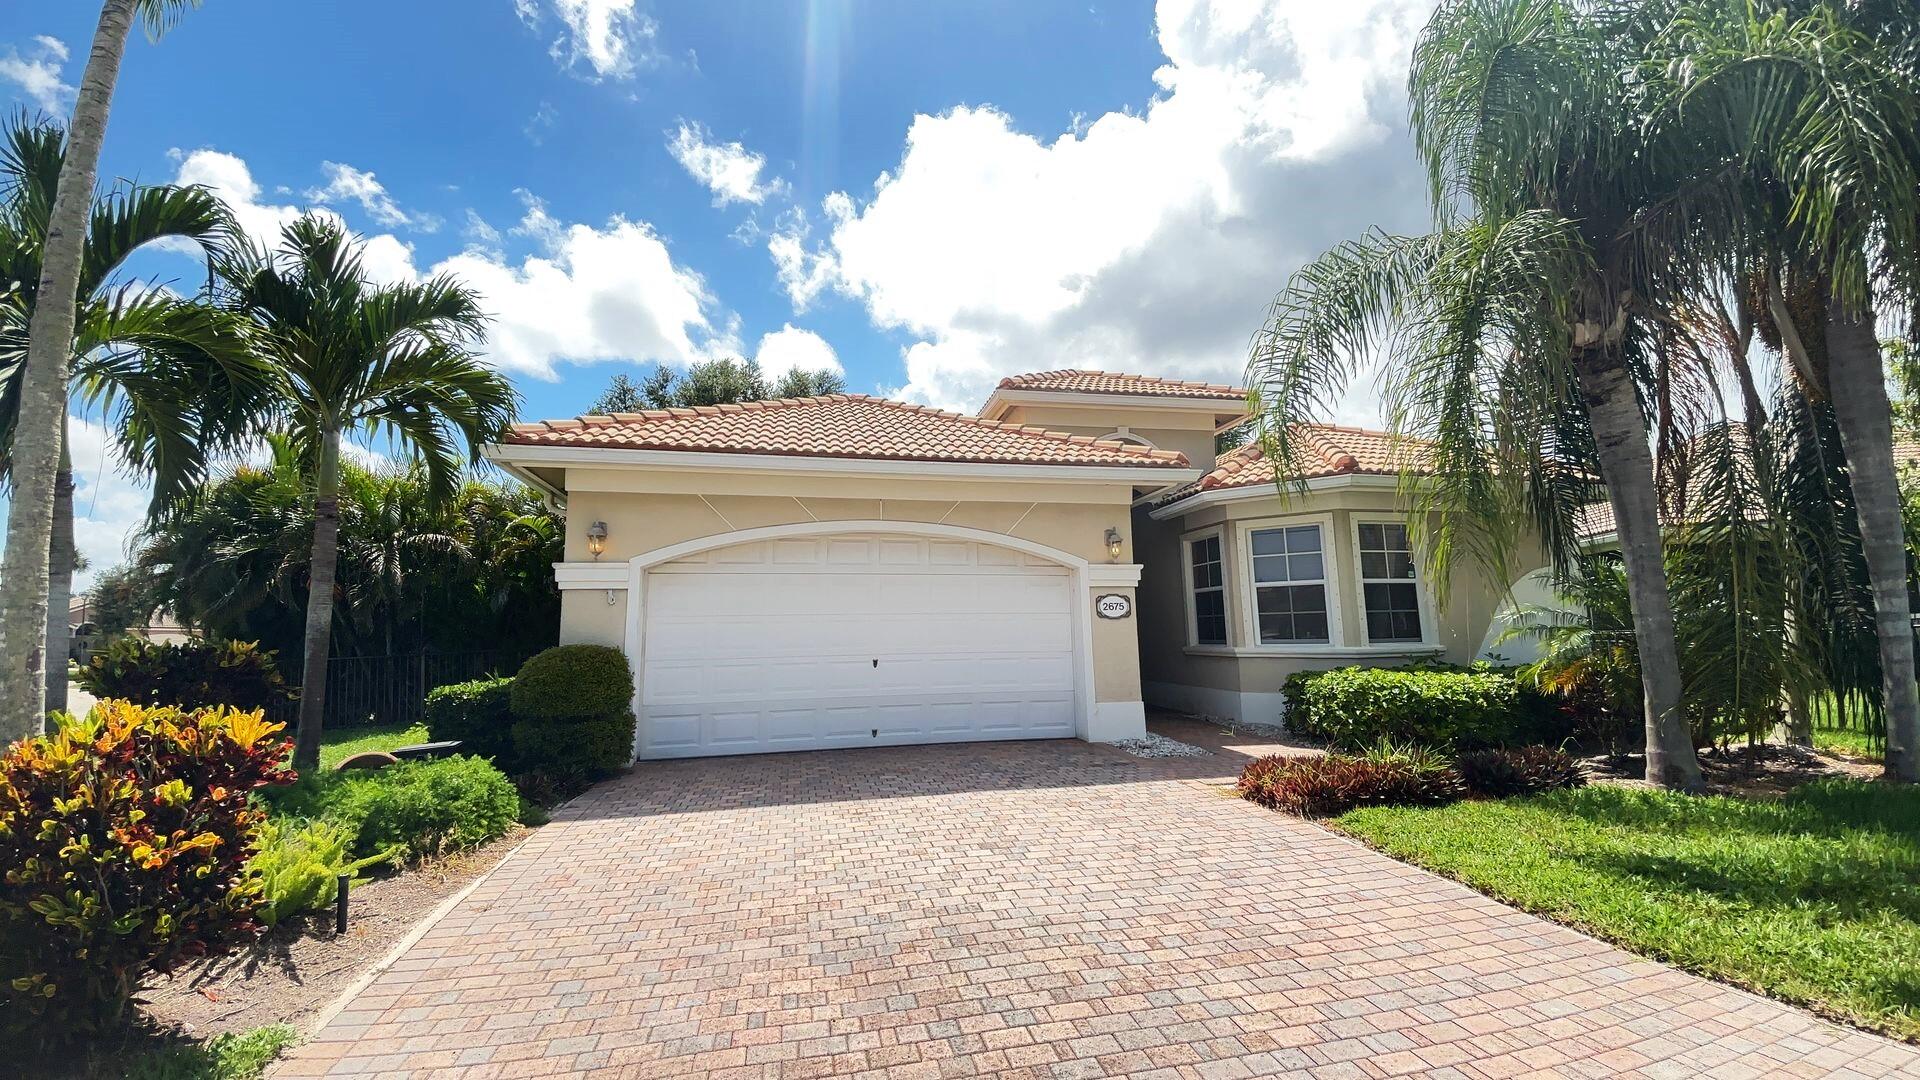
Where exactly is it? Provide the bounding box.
[1824,288,1920,783]
[45,422,76,723]
[1575,344,1706,791]
[293,429,343,773]
[0,0,136,746]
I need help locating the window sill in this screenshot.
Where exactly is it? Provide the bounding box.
[1182,644,1445,659]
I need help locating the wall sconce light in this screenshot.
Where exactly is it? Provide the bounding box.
[1105,527,1123,563]
[586,520,609,560]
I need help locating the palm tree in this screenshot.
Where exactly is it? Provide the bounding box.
[0,114,251,716]
[0,0,203,744]
[215,215,516,770]
[1649,0,1920,780]
[1247,0,1709,789]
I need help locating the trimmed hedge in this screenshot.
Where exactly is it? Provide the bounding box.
[507,646,635,778]
[1281,664,1560,749]
[424,677,514,761]
[509,644,632,719]
[74,637,292,712]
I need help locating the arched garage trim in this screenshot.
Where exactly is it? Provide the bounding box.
[621,520,1097,756]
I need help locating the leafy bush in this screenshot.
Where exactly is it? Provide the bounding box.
[308,756,520,861]
[1236,752,1463,817]
[509,644,631,719]
[75,637,292,711]
[510,713,635,777]
[248,819,395,926]
[0,702,293,1042]
[423,677,514,760]
[507,646,634,776]
[1456,745,1587,798]
[1281,664,1554,749]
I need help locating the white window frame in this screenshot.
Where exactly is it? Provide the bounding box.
[1180,526,1230,647]
[1233,513,1344,653]
[1350,516,1440,648]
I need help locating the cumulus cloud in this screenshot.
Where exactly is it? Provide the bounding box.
[520,0,661,80]
[170,148,309,247]
[0,35,71,113]
[752,324,841,381]
[667,121,787,207]
[307,161,437,232]
[769,0,1433,416]
[64,414,153,591]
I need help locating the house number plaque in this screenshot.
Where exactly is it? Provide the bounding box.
[1094,593,1132,620]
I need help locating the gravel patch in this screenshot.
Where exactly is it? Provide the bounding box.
[1110,733,1211,758]
[1209,719,1291,739]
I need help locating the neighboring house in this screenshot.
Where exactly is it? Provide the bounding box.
[66,594,194,661]
[484,369,1534,758]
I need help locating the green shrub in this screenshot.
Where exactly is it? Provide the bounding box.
[1236,752,1462,817]
[507,645,634,776]
[248,819,395,926]
[510,713,635,777]
[0,702,294,1044]
[509,645,631,719]
[1455,745,1587,798]
[316,757,520,861]
[1281,665,1540,749]
[76,637,292,711]
[423,677,514,761]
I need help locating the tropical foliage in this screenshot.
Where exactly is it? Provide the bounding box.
[0,701,292,1043]
[75,636,291,712]
[589,356,845,413]
[134,443,561,665]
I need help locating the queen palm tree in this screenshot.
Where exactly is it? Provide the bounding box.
[0,0,203,743]
[1247,0,1714,788]
[1648,0,1920,780]
[0,114,252,715]
[216,215,516,770]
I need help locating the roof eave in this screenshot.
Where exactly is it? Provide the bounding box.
[484,442,1202,486]
[1145,472,1405,520]
[978,387,1251,423]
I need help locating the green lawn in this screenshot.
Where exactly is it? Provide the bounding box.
[1334,780,1920,1041]
[315,722,429,769]
[1814,722,1885,763]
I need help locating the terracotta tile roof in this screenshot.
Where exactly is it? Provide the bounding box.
[502,394,1192,469]
[996,369,1248,401]
[1153,424,1427,507]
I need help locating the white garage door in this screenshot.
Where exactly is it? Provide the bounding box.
[639,534,1079,758]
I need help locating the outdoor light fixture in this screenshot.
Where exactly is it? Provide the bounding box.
[1105,527,1123,563]
[586,520,609,560]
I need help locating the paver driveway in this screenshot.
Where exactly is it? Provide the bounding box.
[279,718,1920,1079]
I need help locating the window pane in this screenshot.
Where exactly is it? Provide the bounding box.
[1284,525,1321,552]
[1192,559,1220,589]
[1378,523,1409,549]
[1363,581,1422,642]
[1256,584,1328,643]
[1357,523,1383,550]
[1360,551,1388,579]
[1385,551,1415,579]
[1288,552,1323,580]
[1194,588,1226,645]
[1250,528,1286,556]
[1251,554,1291,583]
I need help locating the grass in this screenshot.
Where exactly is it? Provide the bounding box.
[315,721,429,770]
[1334,779,1920,1041]
[85,1025,298,1080]
[1814,721,1884,763]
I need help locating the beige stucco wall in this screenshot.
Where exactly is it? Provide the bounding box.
[555,467,1146,706]
[988,402,1234,472]
[1135,485,1547,724]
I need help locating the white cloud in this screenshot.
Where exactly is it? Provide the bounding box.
[0,35,71,113]
[307,161,436,232]
[667,121,786,207]
[522,0,660,79]
[770,0,1432,416]
[64,414,152,592]
[167,151,721,380]
[752,325,841,381]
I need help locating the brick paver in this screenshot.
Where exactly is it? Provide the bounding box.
[278,717,1920,1079]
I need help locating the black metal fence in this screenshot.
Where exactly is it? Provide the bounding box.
[268,649,533,729]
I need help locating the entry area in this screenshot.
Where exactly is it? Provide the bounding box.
[637,533,1080,758]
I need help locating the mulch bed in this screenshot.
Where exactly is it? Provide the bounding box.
[135,826,532,1040]
[1582,743,1883,797]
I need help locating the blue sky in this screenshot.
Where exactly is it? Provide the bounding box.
[3,0,1435,582]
